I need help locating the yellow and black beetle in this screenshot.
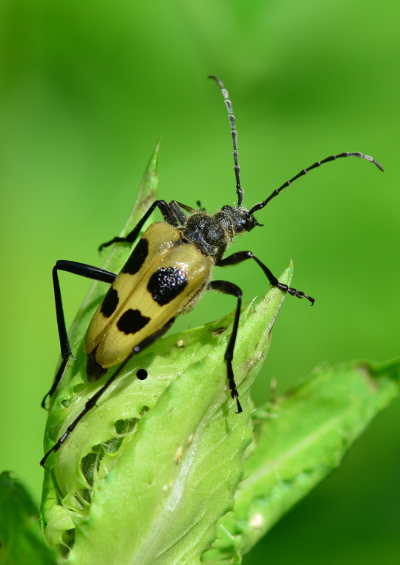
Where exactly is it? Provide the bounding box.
[40,76,383,467]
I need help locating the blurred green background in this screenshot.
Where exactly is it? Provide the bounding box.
[1,0,399,562]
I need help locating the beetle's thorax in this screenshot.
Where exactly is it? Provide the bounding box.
[182,205,258,261]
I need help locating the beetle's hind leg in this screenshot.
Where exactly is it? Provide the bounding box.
[40,317,176,467]
[208,280,243,413]
[41,357,130,468]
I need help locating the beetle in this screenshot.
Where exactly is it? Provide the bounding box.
[40,75,383,467]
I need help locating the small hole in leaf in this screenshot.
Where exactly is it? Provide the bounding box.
[136,368,148,380]
[115,418,138,435]
[73,383,86,394]
[212,326,226,336]
[103,437,123,453]
[62,528,76,549]
[78,488,92,504]
[81,452,102,487]
[57,543,70,558]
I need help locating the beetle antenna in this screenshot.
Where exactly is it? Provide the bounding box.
[249,152,383,214]
[209,75,244,207]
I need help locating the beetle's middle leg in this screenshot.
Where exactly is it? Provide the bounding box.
[208,280,243,414]
[217,251,315,305]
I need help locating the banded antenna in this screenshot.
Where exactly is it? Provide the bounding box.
[209,75,244,207]
[209,75,384,213]
[249,152,384,214]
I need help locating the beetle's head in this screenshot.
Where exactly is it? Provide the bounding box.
[220,205,263,235]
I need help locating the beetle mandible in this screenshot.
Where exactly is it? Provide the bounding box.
[40,75,383,467]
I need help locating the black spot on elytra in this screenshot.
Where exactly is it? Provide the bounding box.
[147,267,188,305]
[117,309,150,334]
[101,286,119,318]
[122,238,149,275]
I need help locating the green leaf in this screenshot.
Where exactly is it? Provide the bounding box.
[40,141,291,563]
[0,472,57,565]
[202,357,400,562]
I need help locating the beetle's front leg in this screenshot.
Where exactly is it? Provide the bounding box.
[99,200,179,252]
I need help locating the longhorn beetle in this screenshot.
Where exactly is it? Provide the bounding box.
[40,75,383,467]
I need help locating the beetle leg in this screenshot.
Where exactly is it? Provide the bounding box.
[216,251,315,305]
[42,261,117,409]
[169,201,192,224]
[40,317,176,467]
[171,200,207,216]
[169,200,209,224]
[99,200,179,252]
[208,280,243,414]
